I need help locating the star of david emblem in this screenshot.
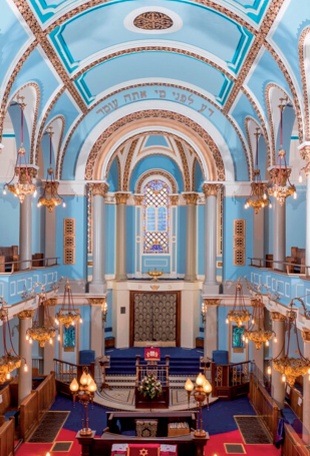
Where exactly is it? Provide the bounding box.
[139,449,149,456]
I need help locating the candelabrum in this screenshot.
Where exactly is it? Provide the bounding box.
[69,368,97,436]
[184,373,212,438]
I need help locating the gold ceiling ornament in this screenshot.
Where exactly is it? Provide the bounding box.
[267,297,310,387]
[245,128,271,214]
[243,295,275,349]
[226,280,250,327]
[37,127,65,212]
[0,298,27,384]
[26,290,57,348]
[55,280,81,329]
[3,96,36,203]
[267,98,296,205]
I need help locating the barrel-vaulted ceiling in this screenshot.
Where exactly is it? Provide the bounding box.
[1,0,309,192]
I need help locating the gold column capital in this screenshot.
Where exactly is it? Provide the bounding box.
[202,183,221,198]
[302,330,310,342]
[299,144,310,162]
[203,298,221,306]
[270,311,286,322]
[17,309,35,320]
[88,298,106,306]
[183,192,199,205]
[170,194,179,206]
[133,194,144,206]
[88,182,109,197]
[46,298,58,306]
[115,192,130,205]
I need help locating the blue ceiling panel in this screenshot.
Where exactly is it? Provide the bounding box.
[75,52,230,105]
[0,2,31,83]
[129,155,184,193]
[48,1,253,74]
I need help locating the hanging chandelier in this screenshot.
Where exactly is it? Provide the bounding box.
[26,291,56,347]
[3,96,36,203]
[267,298,310,387]
[37,127,65,212]
[0,298,26,383]
[245,129,271,214]
[55,280,81,329]
[243,295,275,349]
[267,98,296,205]
[226,280,250,327]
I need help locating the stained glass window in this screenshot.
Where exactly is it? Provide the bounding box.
[143,180,170,254]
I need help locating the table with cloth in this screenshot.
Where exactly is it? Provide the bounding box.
[111,443,177,456]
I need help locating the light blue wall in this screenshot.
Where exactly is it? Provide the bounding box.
[55,195,87,280]
[286,187,306,253]
[223,196,253,281]
[0,194,19,246]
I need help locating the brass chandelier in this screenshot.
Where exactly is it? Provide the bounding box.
[26,291,56,348]
[267,98,296,205]
[37,127,65,212]
[267,298,310,387]
[0,298,26,383]
[243,295,274,349]
[55,280,81,329]
[245,129,271,214]
[3,96,36,203]
[226,280,250,327]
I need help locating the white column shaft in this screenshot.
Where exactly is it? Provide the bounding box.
[18,317,33,404]
[116,204,127,281]
[273,201,286,271]
[19,195,32,270]
[185,204,196,281]
[271,318,286,408]
[90,195,106,293]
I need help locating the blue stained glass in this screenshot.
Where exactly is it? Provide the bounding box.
[157,207,167,231]
[146,207,156,231]
[149,181,164,192]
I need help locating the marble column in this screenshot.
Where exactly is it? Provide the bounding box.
[89,183,109,294]
[183,193,198,282]
[18,310,34,405]
[299,144,310,276]
[270,312,286,408]
[272,199,286,271]
[302,330,310,443]
[88,298,106,358]
[202,183,220,294]
[202,298,220,360]
[43,298,57,375]
[19,195,32,270]
[115,192,130,281]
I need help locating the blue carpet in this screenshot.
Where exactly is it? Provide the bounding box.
[51,393,254,437]
[203,395,256,435]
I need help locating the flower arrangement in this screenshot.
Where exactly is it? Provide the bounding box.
[138,374,163,399]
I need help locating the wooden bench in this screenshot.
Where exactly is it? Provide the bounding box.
[0,246,19,272]
[0,381,19,427]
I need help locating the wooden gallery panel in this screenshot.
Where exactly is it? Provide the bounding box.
[130,291,180,347]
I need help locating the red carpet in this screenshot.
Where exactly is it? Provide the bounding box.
[15,427,282,456]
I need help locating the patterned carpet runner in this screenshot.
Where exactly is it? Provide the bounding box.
[234,415,272,444]
[28,411,69,442]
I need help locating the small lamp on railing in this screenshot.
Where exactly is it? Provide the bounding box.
[69,368,97,436]
[184,373,212,437]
